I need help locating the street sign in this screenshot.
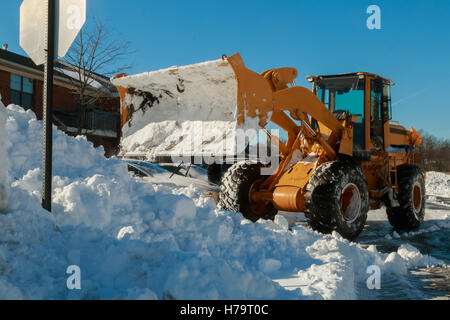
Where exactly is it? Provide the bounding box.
[19,1,47,65]
[56,0,87,59]
[20,0,86,65]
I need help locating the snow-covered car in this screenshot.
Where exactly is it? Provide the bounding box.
[124,160,219,194]
[157,163,209,182]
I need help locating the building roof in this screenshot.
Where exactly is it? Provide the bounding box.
[0,49,118,96]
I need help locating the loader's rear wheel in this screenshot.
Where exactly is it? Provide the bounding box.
[386,165,425,231]
[305,161,369,240]
[218,161,277,222]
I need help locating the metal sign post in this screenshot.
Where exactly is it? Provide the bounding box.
[42,0,56,212]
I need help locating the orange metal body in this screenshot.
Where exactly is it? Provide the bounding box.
[112,73,130,127]
[223,54,421,214]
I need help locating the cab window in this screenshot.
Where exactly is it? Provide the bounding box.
[370,79,392,150]
[316,76,365,150]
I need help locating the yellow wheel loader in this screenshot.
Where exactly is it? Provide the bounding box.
[112,53,424,240]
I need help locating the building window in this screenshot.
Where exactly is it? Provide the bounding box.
[10,74,34,110]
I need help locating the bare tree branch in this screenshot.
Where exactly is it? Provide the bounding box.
[62,18,134,135]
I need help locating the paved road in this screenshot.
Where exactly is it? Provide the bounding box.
[278,199,450,300]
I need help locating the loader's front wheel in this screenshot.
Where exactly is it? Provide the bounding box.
[386,165,425,231]
[305,161,369,240]
[207,164,223,185]
[218,161,277,222]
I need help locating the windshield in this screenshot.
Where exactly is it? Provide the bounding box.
[315,75,366,150]
[126,161,167,174]
[316,76,365,116]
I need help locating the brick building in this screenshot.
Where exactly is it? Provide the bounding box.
[0,47,120,156]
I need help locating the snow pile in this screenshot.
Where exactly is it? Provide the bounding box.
[0,97,9,211]
[121,120,239,160]
[111,58,264,160]
[0,105,446,299]
[426,171,450,197]
[1,105,291,299]
[111,58,242,158]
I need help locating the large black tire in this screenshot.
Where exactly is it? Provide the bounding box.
[386,165,425,231]
[207,164,222,185]
[218,161,277,222]
[305,161,369,240]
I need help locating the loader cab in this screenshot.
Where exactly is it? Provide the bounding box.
[309,73,393,152]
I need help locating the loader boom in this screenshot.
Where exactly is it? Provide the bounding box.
[226,53,343,142]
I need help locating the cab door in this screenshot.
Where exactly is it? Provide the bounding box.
[370,78,391,151]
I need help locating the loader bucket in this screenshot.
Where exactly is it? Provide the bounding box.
[111,53,276,160]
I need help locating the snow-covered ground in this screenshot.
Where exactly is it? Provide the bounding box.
[278,193,450,299]
[0,103,448,299]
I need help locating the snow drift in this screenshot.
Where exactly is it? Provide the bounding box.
[0,96,9,211]
[425,172,450,198]
[0,105,447,299]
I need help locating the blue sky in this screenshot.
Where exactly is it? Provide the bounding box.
[1,0,449,139]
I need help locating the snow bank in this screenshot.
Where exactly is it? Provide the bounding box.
[1,105,291,299]
[0,97,9,211]
[426,171,450,197]
[0,105,446,299]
